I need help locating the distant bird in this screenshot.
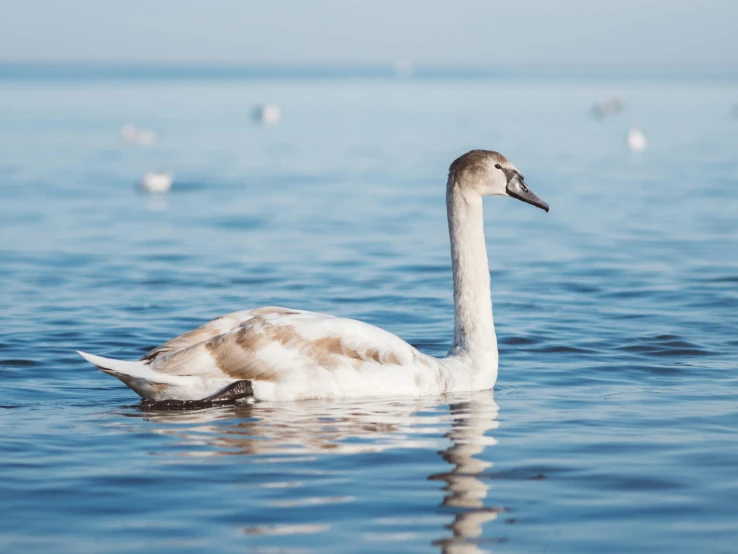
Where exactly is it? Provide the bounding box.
[121,124,157,146]
[139,172,173,193]
[253,104,281,125]
[627,128,647,153]
[592,96,625,119]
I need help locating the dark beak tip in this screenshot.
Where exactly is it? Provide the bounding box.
[506,180,549,213]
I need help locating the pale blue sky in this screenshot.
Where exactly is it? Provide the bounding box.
[1,0,736,65]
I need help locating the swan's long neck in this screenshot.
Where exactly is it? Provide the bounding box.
[446,180,498,364]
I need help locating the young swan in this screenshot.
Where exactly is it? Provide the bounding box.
[78,150,549,405]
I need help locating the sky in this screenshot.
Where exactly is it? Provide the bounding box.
[0,0,736,66]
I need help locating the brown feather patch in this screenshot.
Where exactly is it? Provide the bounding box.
[251,306,300,317]
[149,313,409,380]
[141,311,251,362]
[449,149,508,176]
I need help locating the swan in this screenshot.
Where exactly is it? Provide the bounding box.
[253,104,281,125]
[121,124,157,146]
[139,171,173,193]
[591,96,625,119]
[627,128,647,153]
[78,150,549,404]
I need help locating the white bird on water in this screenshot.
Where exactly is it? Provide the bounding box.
[79,150,550,405]
[253,104,281,125]
[139,172,173,193]
[121,124,157,146]
[591,96,625,119]
[627,128,647,153]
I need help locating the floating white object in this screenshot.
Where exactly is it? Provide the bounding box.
[253,104,281,125]
[627,128,647,153]
[139,172,173,193]
[121,124,157,146]
[79,150,550,403]
[592,96,625,119]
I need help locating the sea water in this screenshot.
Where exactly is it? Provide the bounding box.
[1,69,737,553]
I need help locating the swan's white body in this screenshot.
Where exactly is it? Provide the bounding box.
[591,96,625,119]
[79,150,549,403]
[253,104,281,125]
[121,124,157,146]
[79,308,490,402]
[139,172,173,193]
[627,128,647,153]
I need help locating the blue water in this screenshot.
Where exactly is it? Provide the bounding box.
[1,71,737,553]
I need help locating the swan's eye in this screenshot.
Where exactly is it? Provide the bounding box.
[494,164,502,169]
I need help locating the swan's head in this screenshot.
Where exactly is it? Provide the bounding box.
[448,150,549,212]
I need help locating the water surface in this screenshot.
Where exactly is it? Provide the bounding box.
[1,73,737,553]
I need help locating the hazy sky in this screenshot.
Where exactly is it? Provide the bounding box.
[1,0,736,65]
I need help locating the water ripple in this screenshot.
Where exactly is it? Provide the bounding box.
[1,78,737,553]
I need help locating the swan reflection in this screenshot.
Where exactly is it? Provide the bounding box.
[433,396,502,554]
[123,391,500,552]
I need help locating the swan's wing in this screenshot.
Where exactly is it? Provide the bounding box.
[140,309,255,362]
[144,307,423,382]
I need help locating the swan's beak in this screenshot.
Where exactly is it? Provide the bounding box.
[506,175,549,212]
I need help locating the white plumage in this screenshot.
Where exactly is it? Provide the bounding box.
[253,104,281,125]
[139,171,173,193]
[627,128,647,153]
[591,96,625,119]
[121,124,157,146]
[81,308,466,402]
[79,150,550,403]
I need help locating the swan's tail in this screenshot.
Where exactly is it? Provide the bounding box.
[77,351,146,376]
[77,350,237,402]
[77,350,173,400]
